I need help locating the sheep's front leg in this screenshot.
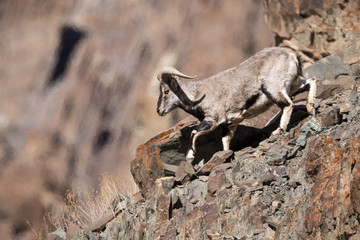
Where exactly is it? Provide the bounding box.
[186,118,217,162]
[221,125,237,151]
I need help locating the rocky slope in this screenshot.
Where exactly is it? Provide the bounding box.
[49,0,360,239]
[58,30,360,239]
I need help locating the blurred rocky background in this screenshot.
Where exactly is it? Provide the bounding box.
[0,0,273,239]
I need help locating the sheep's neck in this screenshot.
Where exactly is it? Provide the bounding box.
[177,81,205,121]
[179,102,205,121]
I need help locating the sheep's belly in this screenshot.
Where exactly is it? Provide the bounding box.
[225,96,273,124]
[242,100,273,119]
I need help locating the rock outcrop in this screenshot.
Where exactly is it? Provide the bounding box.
[62,30,360,239]
[264,0,360,67]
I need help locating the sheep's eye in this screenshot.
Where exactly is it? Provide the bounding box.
[164,89,169,94]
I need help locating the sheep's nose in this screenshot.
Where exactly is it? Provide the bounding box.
[157,108,165,116]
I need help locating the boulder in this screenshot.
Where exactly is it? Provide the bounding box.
[197,150,233,176]
[130,118,270,198]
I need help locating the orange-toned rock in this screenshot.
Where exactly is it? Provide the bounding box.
[130,119,196,198]
[304,135,360,239]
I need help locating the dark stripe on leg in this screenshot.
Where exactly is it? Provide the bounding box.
[261,85,288,108]
[244,93,260,110]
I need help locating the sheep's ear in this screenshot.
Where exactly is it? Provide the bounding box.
[168,75,205,107]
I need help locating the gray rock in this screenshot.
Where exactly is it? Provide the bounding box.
[175,161,195,184]
[296,118,323,147]
[154,177,175,195]
[71,230,99,240]
[304,53,353,81]
[197,150,233,175]
[111,193,130,213]
[265,145,288,166]
[47,229,66,240]
[208,170,228,195]
[342,32,360,65]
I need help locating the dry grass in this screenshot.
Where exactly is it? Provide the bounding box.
[47,174,138,233]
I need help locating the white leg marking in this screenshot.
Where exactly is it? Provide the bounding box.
[186,149,195,161]
[222,137,230,151]
[279,104,293,131]
[306,77,317,115]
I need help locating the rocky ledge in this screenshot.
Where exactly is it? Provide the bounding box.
[48,33,360,240]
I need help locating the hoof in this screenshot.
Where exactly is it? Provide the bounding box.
[186,149,195,162]
[272,128,285,136]
[306,103,316,116]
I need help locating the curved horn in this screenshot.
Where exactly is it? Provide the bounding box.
[158,67,197,82]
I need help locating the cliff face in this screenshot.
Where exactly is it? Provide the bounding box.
[0,1,273,239]
[61,0,360,239]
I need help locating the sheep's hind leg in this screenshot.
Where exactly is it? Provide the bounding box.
[272,89,293,135]
[305,77,317,115]
[186,119,217,163]
[291,77,317,116]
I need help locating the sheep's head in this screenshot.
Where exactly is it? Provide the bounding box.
[156,67,197,116]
